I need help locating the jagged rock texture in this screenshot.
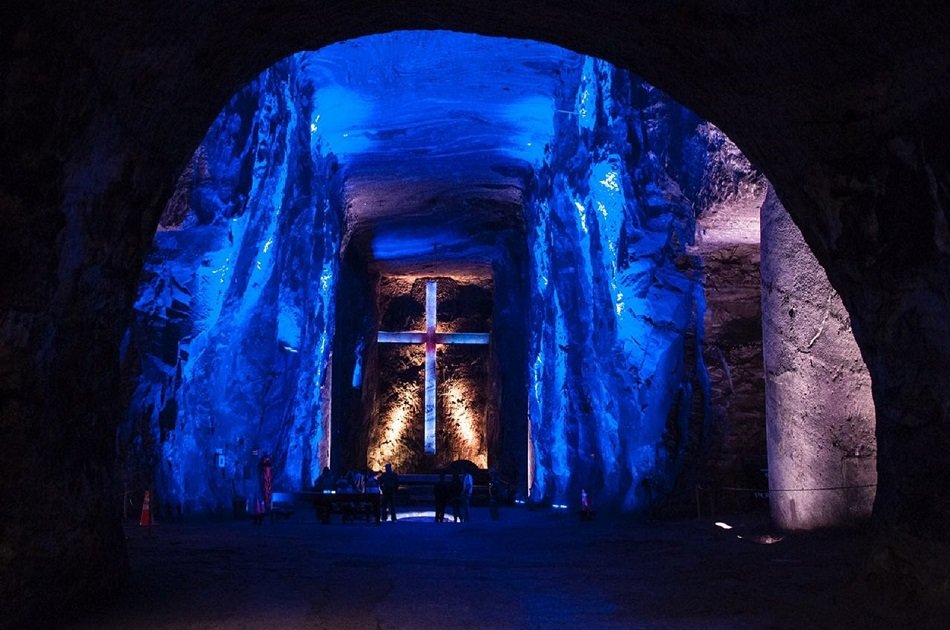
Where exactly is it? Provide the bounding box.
[761,187,876,529]
[122,59,341,514]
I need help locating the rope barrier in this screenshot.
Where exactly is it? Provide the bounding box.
[694,482,878,520]
[718,483,877,493]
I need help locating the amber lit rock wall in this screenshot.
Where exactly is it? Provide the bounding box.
[369,277,494,472]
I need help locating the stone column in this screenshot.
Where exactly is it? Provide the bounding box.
[760,187,876,530]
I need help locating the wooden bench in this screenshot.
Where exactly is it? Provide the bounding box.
[271,492,295,521]
[392,473,494,506]
[308,492,381,525]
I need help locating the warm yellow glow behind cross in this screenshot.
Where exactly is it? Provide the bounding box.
[377,280,490,454]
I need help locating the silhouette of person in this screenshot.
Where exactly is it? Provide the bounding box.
[450,473,463,522]
[351,469,365,493]
[314,466,334,492]
[335,471,355,493]
[259,452,273,512]
[580,488,594,521]
[433,472,449,522]
[365,470,380,494]
[380,463,399,522]
[461,471,473,522]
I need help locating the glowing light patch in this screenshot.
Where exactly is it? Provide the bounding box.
[714,522,733,530]
[307,86,374,155]
[504,96,555,164]
[442,381,485,466]
[368,395,415,471]
[320,262,334,292]
[574,200,589,233]
[575,58,597,131]
[394,510,460,522]
[371,228,467,261]
[351,340,365,388]
[445,382,476,445]
[599,169,619,192]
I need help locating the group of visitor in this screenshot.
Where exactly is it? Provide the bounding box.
[433,471,474,523]
[313,463,489,523]
[313,466,381,494]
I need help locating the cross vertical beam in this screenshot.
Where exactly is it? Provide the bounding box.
[424,280,437,453]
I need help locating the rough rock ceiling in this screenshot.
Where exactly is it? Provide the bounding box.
[300,32,581,276]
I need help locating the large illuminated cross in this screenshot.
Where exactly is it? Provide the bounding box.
[377,279,490,454]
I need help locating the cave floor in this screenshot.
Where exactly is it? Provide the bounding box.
[71,505,912,629]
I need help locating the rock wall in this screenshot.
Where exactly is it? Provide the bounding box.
[525,59,710,509]
[761,186,876,529]
[687,127,769,508]
[122,58,342,514]
[695,243,767,500]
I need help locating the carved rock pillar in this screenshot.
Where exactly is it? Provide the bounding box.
[760,187,876,530]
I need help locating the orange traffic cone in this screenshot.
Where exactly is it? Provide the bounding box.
[139,489,152,527]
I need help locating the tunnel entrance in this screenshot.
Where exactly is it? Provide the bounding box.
[330,203,530,482]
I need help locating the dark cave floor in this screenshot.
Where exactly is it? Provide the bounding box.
[70,505,928,629]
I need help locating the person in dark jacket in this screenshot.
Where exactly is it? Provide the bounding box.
[433,472,449,522]
[450,473,463,522]
[380,463,399,522]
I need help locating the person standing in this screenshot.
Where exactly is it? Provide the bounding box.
[380,463,399,522]
[460,471,473,522]
[259,452,273,513]
[312,466,335,524]
[351,469,365,494]
[433,472,449,523]
[314,466,334,492]
[450,473,463,523]
[365,469,380,494]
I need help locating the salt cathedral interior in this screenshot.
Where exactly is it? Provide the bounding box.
[3,3,950,627]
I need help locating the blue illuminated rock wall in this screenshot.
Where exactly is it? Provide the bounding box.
[122,58,341,514]
[526,58,708,510]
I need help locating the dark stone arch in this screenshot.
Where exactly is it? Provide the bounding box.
[3,2,950,622]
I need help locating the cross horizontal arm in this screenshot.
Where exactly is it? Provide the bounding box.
[378,331,426,344]
[435,332,491,345]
